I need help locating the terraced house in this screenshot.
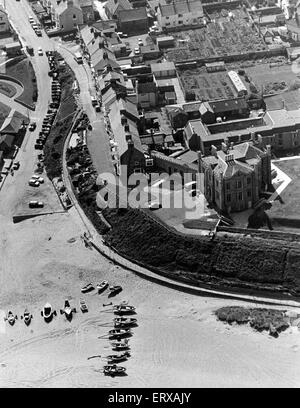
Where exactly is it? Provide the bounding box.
[157,0,204,30]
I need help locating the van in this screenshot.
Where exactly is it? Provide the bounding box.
[74,52,83,64]
[91,96,97,106]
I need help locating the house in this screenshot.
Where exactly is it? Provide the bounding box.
[0,112,27,136]
[151,62,176,78]
[98,66,127,94]
[287,16,300,42]
[5,42,22,57]
[184,108,300,155]
[117,7,149,34]
[56,0,84,33]
[200,141,272,213]
[140,44,161,61]
[0,134,15,155]
[108,98,145,177]
[91,46,121,76]
[167,107,188,129]
[105,0,132,20]
[0,6,10,34]
[79,0,95,23]
[157,0,203,30]
[136,81,157,108]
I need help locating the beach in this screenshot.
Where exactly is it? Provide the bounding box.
[0,210,299,388]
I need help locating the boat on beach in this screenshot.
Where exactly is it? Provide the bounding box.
[111,339,130,351]
[114,317,137,328]
[113,305,136,315]
[5,311,17,326]
[108,328,132,339]
[103,364,126,376]
[106,351,130,364]
[97,280,109,294]
[109,285,123,297]
[21,309,32,326]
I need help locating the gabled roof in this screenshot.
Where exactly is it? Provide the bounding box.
[209,98,248,114]
[106,0,132,16]
[91,48,120,72]
[159,0,203,17]
[80,25,98,47]
[56,0,82,16]
[214,158,253,179]
[108,98,143,156]
[118,7,147,22]
[0,133,14,148]
[0,111,27,134]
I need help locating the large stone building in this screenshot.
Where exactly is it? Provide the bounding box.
[200,141,272,213]
[157,0,204,30]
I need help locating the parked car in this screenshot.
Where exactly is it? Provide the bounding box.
[34,143,43,150]
[134,47,140,55]
[29,122,36,131]
[28,179,40,187]
[29,201,44,208]
[147,201,162,210]
[13,161,20,170]
[91,96,97,106]
[35,29,42,37]
[31,175,44,183]
[38,47,43,56]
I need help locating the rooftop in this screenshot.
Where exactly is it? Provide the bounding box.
[159,0,203,17]
[118,7,148,21]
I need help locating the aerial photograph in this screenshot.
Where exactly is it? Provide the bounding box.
[0,0,300,391]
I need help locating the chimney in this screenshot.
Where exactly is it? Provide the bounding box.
[90,27,94,33]
[266,144,271,155]
[250,132,255,142]
[257,134,263,144]
[127,139,134,149]
[124,124,130,132]
[282,99,285,109]
[99,39,105,48]
[238,134,242,144]
[221,142,228,153]
[211,144,218,157]
[230,142,234,150]
[103,51,108,60]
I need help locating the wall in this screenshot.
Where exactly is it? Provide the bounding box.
[59,5,83,33]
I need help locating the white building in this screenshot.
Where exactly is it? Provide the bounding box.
[228,70,248,97]
[157,0,204,30]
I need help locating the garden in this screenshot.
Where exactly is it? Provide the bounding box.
[164,8,267,63]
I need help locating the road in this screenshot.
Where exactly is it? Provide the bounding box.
[0,0,299,389]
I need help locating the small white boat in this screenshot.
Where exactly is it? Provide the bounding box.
[114,317,137,328]
[60,300,76,320]
[21,309,32,326]
[5,311,17,326]
[41,303,56,322]
[113,305,136,315]
[108,328,132,338]
[81,283,94,293]
[97,280,109,294]
[103,364,126,376]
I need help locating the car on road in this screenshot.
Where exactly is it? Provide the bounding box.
[13,161,20,170]
[38,47,43,56]
[35,29,42,37]
[29,201,44,208]
[95,104,101,112]
[138,39,143,46]
[28,179,40,187]
[28,16,35,24]
[134,47,140,55]
[29,122,36,131]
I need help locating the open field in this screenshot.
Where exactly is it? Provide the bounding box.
[178,67,237,101]
[5,57,37,109]
[164,9,267,63]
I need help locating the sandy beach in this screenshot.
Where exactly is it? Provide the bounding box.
[0,208,299,388]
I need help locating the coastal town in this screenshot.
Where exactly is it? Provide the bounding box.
[0,0,300,389]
